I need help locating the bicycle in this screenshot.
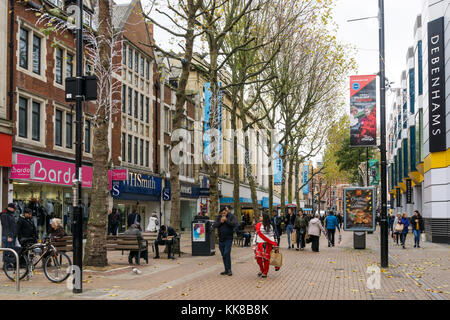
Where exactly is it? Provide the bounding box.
[3,238,72,283]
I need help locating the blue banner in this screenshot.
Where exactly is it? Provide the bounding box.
[302,165,309,194]
[274,144,283,185]
[111,172,161,201]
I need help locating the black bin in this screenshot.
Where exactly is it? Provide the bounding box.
[354,231,366,249]
[192,219,215,256]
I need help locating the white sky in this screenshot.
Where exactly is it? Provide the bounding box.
[115,0,424,164]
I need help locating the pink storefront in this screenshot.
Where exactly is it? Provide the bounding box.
[10,153,93,236]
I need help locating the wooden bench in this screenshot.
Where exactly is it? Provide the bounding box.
[50,234,149,265]
[151,234,181,258]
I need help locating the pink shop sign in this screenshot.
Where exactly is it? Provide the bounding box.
[10,164,31,179]
[108,169,128,190]
[15,153,93,188]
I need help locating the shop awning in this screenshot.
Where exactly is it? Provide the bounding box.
[0,133,12,167]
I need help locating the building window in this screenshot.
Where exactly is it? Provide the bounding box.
[146,141,149,167]
[146,97,149,123]
[18,97,28,138]
[19,28,29,69]
[164,147,169,170]
[84,120,91,153]
[122,43,126,65]
[55,109,62,146]
[164,108,170,132]
[48,0,63,7]
[32,35,41,74]
[122,133,126,161]
[31,102,41,141]
[134,90,138,118]
[66,53,73,78]
[140,139,144,166]
[128,87,132,115]
[146,60,150,80]
[417,40,423,96]
[66,113,73,149]
[55,48,63,84]
[83,12,92,27]
[128,47,132,68]
[140,94,144,121]
[122,85,126,113]
[140,56,145,77]
[128,135,132,163]
[134,137,138,165]
[134,52,138,73]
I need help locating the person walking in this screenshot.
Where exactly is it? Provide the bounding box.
[107,208,120,235]
[410,210,424,248]
[337,213,343,229]
[393,212,402,245]
[252,213,279,278]
[388,213,395,238]
[215,208,238,276]
[127,209,141,230]
[1,203,17,264]
[308,213,326,252]
[325,211,340,247]
[400,212,410,249]
[294,209,308,251]
[145,212,160,232]
[273,210,282,246]
[284,208,296,249]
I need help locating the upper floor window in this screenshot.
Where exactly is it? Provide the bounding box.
[128,47,132,68]
[19,28,29,69]
[66,53,74,78]
[122,43,126,65]
[134,52,139,73]
[47,0,63,7]
[140,56,145,77]
[122,85,127,113]
[55,48,63,84]
[55,46,75,85]
[145,60,150,80]
[84,120,91,153]
[83,12,92,27]
[32,35,41,74]
[17,95,43,143]
[55,109,63,146]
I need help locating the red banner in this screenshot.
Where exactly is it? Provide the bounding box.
[350,75,377,146]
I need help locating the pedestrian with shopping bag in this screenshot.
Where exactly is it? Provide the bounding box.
[393,213,402,245]
[308,213,326,252]
[252,213,279,278]
[400,212,410,249]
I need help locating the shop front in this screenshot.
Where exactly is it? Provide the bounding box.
[11,152,93,238]
[178,181,201,231]
[111,171,161,232]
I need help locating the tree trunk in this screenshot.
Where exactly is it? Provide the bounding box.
[295,158,300,209]
[169,0,196,232]
[84,0,111,267]
[288,156,293,204]
[242,115,259,216]
[231,96,240,220]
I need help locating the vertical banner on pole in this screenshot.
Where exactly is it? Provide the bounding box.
[406,179,412,204]
[349,75,377,147]
[302,165,309,194]
[273,144,282,185]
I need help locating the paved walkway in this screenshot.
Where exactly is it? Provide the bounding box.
[0,228,448,300]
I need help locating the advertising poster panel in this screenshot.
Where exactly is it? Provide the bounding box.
[192,223,206,242]
[350,75,377,146]
[344,187,376,231]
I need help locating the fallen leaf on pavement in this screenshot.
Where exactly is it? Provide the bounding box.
[396,289,407,293]
[113,286,120,288]
[386,276,393,278]
[198,263,204,265]
[181,293,188,296]
[31,292,39,295]
[109,294,119,297]
[351,289,359,293]
[256,285,262,288]
[167,286,173,289]
[104,289,111,292]
[335,276,340,279]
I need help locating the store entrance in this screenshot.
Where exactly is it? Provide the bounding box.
[115,202,146,233]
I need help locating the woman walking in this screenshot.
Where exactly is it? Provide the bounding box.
[400,212,410,249]
[393,213,402,245]
[308,213,326,252]
[252,213,279,278]
[410,210,424,248]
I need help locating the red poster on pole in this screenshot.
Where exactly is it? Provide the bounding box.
[350,75,377,146]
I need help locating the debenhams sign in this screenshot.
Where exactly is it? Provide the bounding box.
[428,17,446,153]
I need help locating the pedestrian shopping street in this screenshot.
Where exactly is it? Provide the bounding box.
[0,229,448,300]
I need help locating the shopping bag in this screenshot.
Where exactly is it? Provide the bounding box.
[269,251,282,268]
[290,231,297,244]
[305,231,311,243]
[421,233,426,242]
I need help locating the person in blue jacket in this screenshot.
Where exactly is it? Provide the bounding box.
[325,211,340,247]
[400,212,410,249]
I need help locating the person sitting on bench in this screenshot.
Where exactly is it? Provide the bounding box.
[154,225,177,260]
[125,224,148,265]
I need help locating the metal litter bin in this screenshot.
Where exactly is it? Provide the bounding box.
[192,219,215,256]
[354,231,366,249]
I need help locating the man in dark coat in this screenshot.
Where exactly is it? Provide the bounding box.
[154,225,177,260]
[127,210,141,230]
[215,208,238,276]
[108,208,120,235]
[273,210,282,246]
[16,208,38,247]
[124,224,148,264]
[1,203,17,263]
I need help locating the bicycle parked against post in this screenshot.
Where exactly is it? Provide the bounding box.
[3,237,72,283]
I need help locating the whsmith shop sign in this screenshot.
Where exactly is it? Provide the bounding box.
[111,171,161,201]
[427,17,446,152]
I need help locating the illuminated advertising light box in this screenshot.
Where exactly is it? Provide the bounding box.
[343,187,376,232]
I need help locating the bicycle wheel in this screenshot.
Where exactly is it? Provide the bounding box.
[43,252,72,283]
[3,255,29,281]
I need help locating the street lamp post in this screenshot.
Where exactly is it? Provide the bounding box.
[378,0,389,268]
[73,0,84,293]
